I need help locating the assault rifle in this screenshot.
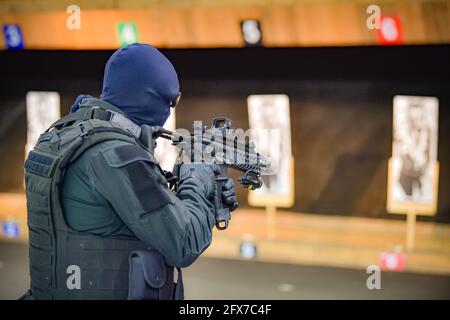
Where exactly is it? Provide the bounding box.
[141,117,271,230]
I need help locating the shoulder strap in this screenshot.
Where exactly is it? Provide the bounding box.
[47,107,92,131]
[48,105,142,139]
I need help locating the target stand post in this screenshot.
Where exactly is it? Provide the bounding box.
[387,158,439,252]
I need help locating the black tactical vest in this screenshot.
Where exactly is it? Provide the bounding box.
[24,101,179,299]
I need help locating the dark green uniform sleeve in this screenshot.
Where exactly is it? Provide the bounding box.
[86,141,216,268]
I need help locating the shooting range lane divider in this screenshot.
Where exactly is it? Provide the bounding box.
[1,193,449,275]
[204,209,450,276]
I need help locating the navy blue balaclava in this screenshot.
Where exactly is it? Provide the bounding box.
[98,43,179,126]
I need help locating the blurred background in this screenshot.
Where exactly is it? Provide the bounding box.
[0,0,449,299]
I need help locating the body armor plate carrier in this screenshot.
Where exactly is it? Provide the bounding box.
[23,101,183,300]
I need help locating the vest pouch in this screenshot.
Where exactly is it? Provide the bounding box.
[128,250,179,300]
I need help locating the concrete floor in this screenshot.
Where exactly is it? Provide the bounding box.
[0,242,449,300]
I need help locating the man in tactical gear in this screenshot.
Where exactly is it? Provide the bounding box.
[21,43,238,300]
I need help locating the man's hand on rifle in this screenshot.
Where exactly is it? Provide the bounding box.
[178,163,220,198]
[176,163,239,212]
[221,178,239,212]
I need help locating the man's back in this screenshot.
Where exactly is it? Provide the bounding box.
[61,140,136,238]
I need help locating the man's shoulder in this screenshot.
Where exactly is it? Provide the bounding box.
[79,139,159,169]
